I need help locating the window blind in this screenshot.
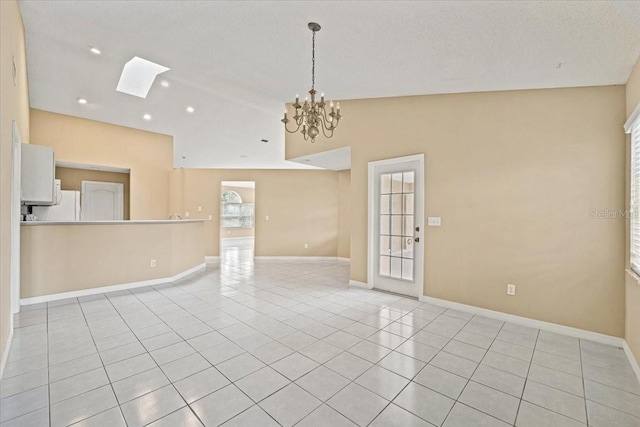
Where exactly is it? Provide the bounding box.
[631,122,640,274]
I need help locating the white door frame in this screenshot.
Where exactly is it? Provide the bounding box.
[368,153,425,295]
[10,122,21,314]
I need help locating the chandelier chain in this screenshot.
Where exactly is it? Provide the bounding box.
[311,29,315,90]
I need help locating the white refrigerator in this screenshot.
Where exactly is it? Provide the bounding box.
[32,190,81,221]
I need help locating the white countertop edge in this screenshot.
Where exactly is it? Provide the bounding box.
[21,219,209,226]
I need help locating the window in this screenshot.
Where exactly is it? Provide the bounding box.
[221,190,254,228]
[221,190,242,203]
[631,119,640,273]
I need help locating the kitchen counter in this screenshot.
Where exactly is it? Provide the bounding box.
[21,220,206,303]
[21,219,207,225]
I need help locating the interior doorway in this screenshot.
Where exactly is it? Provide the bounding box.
[220,181,255,263]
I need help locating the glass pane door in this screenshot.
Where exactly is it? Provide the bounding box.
[369,154,423,298]
[379,171,414,281]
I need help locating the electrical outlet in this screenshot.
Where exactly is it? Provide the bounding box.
[185,211,189,218]
[304,243,308,249]
[507,284,516,296]
[150,259,156,268]
[198,206,202,212]
[208,215,212,220]
[265,215,270,221]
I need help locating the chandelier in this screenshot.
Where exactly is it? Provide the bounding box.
[282,22,341,143]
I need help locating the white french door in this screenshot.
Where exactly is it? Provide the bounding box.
[368,154,424,297]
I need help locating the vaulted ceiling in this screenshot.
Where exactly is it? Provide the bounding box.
[19,1,640,169]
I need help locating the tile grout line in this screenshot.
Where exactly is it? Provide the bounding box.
[438,312,507,426]
[78,295,129,427]
[513,327,541,427]
[578,338,589,426]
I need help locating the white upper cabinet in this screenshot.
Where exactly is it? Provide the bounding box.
[21,143,55,205]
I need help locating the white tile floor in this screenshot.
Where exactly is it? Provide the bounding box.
[2,244,640,426]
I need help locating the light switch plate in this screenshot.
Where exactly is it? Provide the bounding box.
[428,217,441,226]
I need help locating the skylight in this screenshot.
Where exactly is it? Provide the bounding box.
[116,56,169,98]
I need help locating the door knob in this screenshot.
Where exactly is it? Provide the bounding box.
[414,237,420,243]
[415,226,420,232]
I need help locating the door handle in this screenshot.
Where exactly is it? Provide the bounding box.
[414,237,420,243]
[415,226,420,232]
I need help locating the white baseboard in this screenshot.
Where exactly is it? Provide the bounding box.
[348,280,371,289]
[20,263,206,306]
[205,256,220,262]
[623,341,640,383]
[254,256,345,261]
[0,328,14,381]
[420,295,625,348]
[337,257,351,263]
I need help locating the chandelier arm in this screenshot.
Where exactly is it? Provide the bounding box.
[284,121,302,134]
[318,107,332,126]
[320,122,334,139]
[317,115,334,139]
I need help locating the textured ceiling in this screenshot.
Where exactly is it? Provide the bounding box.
[18,0,640,169]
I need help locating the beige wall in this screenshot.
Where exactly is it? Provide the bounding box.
[221,185,255,239]
[0,0,30,372]
[21,221,205,298]
[30,109,173,220]
[170,169,339,257]
[287,86,626,337]
[626,55,640,365]
[338,170,351,259]
[627,57,640,119]
[56,167,131,220]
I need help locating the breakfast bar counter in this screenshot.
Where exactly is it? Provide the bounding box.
[20,220,207,303]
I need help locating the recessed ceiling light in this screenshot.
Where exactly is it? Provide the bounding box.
[186,106,195,113]
[89,46,101,55]
[77,98,87,104]
[143,114,152,120]
[160,80,169,87]
[116,56,170,99]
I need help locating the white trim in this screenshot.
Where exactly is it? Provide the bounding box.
[420,295,624,347]
[623,341,640,384]
[56,161,130,174]
[625,103,640,133]
[10,122,21,314]
[348,280,371,289]
[368,153,425,297]
[21,263,206,305]
[0,329,14,381]
[254,256,344,261]
[336,257,351,263]
[205,256,220,261]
